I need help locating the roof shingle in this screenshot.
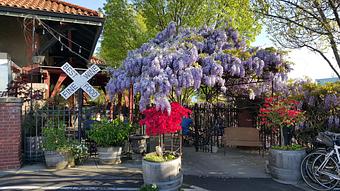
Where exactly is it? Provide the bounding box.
[0,0,100,17]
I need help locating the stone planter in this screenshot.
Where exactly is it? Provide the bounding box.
[142,154,182,191]
[130,135,149,161]
[269,149,306,184]
[44,151,68,169]
[97,147,122,164]
[130,135,149,154]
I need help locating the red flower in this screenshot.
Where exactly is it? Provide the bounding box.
[139,102,192,136]
[259,97,304,129]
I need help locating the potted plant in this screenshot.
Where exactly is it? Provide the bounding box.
[87,118,131,164]
[70,140,89,165]
[139,102,191,191]
[259,97,305,184]
[129,123,149,161]
[42,120,71,169]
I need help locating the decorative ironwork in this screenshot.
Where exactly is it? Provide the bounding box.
[22,106,102,163]
[192,102,238,152]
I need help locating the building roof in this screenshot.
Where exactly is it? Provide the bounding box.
[316,77,339,85]
[0,0,100,17]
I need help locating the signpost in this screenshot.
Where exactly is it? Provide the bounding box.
[60,62,101,100]
[60,62,101,140]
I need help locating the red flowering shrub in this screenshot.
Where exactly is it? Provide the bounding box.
[259,97,304,133]
[139,102,192,136]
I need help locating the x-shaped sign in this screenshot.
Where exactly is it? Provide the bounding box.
[60,62,101,100]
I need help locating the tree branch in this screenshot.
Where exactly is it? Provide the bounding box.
[258,11,329,35]
[304,44,340,78]
[328,0,340,30]
[314,0,340,70]
[278,0,325,26]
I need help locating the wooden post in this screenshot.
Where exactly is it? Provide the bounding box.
[110,97,115,119]
[129,83,134,122]
[117,92,122,116]
[43,70,50,99]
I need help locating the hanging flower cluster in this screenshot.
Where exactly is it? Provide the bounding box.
[139,102,192,136]
[106,22,291,114]
[259,97,304,132]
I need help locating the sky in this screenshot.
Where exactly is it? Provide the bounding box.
[67,0,338,80]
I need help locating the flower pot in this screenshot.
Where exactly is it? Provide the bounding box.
[268,149,306,184]
[211,146,218,153]
[142,154,182,191]
[44,151,68,169]
[130,135,149,154]
[97,147,122,164]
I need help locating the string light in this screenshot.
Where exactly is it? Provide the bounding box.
[42,29,45,35]
[34,17,96,63]
[38,19,91,53]
[36,18,90,63]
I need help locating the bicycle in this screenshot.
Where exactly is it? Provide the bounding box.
[301,131,340,190]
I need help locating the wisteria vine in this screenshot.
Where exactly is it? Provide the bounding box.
[106,22,291,114]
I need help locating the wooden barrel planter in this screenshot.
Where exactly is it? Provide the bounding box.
[44,151,68,169]
[142,155,182,191]
[269,149,306,184]
[97,147,122,164]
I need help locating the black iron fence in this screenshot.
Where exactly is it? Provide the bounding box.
[22,106,104,163]
[192,103,238,152]
[191,102,281,152]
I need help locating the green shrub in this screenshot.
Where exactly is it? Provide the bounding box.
[144,152,177,162]
[42,120,67,152]
[87,118,131,147]
[271,144,304,151]
[139,184,159,191]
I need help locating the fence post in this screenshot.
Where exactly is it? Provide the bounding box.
[0,97,23,170]
[193,103,199,152]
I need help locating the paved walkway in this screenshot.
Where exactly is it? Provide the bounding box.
[182,147,269,178]
[0,162,143,190]
[0,147,310,190]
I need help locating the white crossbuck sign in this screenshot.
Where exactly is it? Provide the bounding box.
[60,62,101,100]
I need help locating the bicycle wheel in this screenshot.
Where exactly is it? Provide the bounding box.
[312,153,339,190]
[301,151,335,191]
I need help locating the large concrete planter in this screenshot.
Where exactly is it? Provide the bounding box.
[269,149,306,184]
[97,147,122,164]
[44,151,68,169]
[142,155,182,191]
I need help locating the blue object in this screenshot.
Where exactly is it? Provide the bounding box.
[181,117,192,135]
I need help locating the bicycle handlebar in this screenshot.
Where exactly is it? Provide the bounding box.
[324,131,340,139]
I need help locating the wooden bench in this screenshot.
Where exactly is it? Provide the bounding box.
[223,127,263,155]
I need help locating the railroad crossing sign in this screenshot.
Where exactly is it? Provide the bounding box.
[60,62,101,100]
